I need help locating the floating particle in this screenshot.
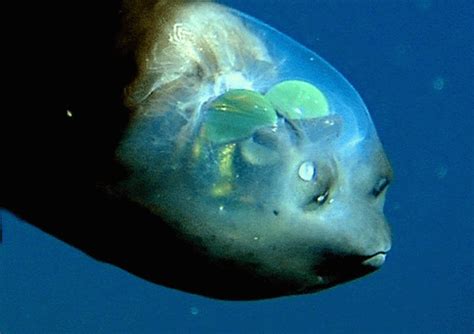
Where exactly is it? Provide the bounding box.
[432,76,445,91]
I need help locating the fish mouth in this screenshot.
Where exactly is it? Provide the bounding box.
[361,251,388,268]
[312,250,390,284]
[299,250,390,295]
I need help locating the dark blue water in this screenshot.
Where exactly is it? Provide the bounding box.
[1,1,473,332]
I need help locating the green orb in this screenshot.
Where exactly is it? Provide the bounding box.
[204,89,277,144]
[266,80,329,119]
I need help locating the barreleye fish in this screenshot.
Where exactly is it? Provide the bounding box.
[3,0,392,300]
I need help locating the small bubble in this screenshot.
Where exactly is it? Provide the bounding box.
[391,202,401,212]
[435,166,448,179]
[432,76,445,91]
[190,307,199,316]
[415,0,432,11]
[391,44,413,67]
[66,110,73,117]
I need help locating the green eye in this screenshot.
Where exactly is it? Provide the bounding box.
[204,89,277,144]
[265,80,329,119]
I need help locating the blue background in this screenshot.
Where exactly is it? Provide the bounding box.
[1,0,473,332]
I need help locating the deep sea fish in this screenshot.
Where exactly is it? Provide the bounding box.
[3,0,392,300]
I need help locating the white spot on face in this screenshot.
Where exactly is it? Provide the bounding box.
[298,161,315,181]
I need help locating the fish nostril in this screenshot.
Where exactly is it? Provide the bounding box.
[303,187,330,211]
[312,189,329,205]
[372,177,390,197]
